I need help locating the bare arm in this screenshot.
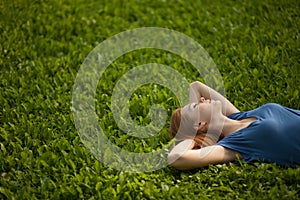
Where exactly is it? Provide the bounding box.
[189,81,239,116]
[168,141,240,170]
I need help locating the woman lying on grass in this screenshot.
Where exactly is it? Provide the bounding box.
[167,81,300,170]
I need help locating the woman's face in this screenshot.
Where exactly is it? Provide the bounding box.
[183,98,219,122]
[186,98,222,124]
[175,98,223,141]
[175,98,222,140]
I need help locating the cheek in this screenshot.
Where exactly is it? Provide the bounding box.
[190,109,201,122]
[200,107,211,121]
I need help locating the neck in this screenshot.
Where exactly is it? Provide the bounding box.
[222,117,246,136]
[208,114,250,137]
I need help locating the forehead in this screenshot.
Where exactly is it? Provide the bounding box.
[175,104,200,140]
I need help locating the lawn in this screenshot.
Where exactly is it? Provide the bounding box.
[0,0,299,199]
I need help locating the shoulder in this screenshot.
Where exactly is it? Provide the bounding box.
[228,103,284,120]
[254,103,290,117]
[260,103,283,109]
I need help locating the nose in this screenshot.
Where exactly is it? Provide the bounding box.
[199,97,205,103]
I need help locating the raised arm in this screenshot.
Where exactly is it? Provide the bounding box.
[167,140,240,170]
[189,81,239,116]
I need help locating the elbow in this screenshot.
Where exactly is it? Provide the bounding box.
[167,153,192,170]
[167,153,178,166]
[190,81,205,92]
[190,81,201,87]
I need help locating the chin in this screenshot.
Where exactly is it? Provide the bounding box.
[212,100,222,107]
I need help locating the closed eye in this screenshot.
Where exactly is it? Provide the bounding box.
[193,103,198,108]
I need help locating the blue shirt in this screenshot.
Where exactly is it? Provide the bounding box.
[216,103,300,167]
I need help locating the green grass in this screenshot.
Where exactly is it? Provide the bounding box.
[1,0,300,199]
